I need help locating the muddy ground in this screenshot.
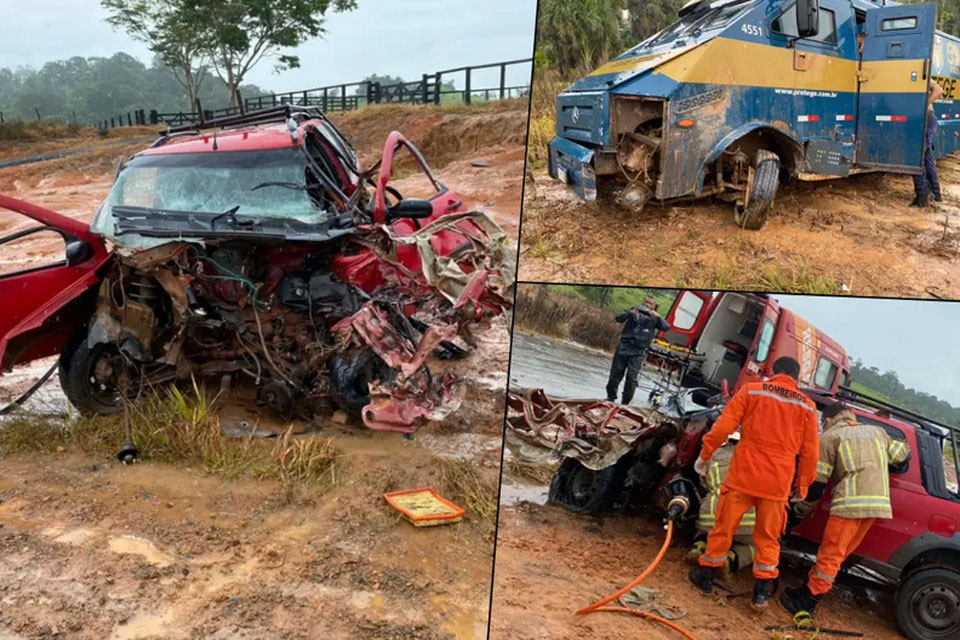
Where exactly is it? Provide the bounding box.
[520,156,960,298]
[489,500,905,640]
[0,101,526,639]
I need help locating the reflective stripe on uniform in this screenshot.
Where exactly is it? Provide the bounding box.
[747,389,815,412]
[832,495,891,509]
[875,439,890,497]
[701,553,728,565]
[814,568,836,582]
[888,440,906,461]
[754,562,778,573]
[817,461,834,477]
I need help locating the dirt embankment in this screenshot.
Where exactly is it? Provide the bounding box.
[520,157,960,298]
[490,493,905,640]
[0,102,527,271]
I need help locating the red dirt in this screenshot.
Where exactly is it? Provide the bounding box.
[490,497,906,640]
[520,156,960,298]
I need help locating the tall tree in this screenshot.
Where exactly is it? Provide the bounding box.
[536,0,627,75]
[101,0,210,109]
[624,0,686,42]
[196,0,358,107]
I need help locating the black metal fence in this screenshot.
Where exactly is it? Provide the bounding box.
[89,58,531,130]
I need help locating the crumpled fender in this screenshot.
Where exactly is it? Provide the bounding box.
[695,122,803,193]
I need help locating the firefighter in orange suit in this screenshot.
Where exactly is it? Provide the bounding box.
[780,402,910,616]
[688,356,820,608]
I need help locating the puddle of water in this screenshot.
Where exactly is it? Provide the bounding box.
[499,479,548,506]
[0,356,69,417]
[417,432,502,461]
[108,536,174,568]
[54,527,96,545]
[109,611,178,640]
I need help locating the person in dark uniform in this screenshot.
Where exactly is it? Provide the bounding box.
[606,296,669,405]
[911,81,944,207]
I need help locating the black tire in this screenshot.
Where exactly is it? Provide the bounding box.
[896,568,960,640]
[548,458,622,514]
[58,338,127,416]
[734,150,780,230]
[328,351,374,417]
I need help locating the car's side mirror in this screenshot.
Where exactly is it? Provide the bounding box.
[65,239,93,266]
[387,198,434,222]
[796,0,820,38]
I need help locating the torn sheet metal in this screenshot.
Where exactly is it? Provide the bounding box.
[505,387,680,470]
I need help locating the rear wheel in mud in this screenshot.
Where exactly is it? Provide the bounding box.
[734,150,780,230]
[548,458,622,514]
[58,338,133,416]
[896,568,960,640]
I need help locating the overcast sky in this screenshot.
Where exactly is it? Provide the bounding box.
[776,294,960,407]
[0,0,537,93]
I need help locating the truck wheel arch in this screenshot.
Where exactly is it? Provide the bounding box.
[697,124,803,193]
[890,533,960,580]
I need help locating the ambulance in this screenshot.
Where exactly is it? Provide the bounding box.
[654,290,850,401]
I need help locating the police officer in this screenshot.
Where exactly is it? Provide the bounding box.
[606,296,669,405]
[911,80,944,207]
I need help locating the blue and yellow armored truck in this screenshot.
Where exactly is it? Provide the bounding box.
[548,0,960,228]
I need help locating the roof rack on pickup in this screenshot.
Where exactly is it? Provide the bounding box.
[155,104,353,148]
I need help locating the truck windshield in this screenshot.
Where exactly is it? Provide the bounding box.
[643,0,752,48]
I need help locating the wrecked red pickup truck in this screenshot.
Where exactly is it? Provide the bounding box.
[0,106,514,436]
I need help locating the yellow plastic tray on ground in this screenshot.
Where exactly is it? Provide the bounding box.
[384,487,465,527]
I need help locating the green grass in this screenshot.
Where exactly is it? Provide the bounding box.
[548,284,676,314]
[0,385,342,493]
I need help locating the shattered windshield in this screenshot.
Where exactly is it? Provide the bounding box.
[92,148,326,244]
[641,0,753,48]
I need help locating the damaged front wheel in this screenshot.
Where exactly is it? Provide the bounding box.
[59,338,134,416]
[733,150,780,230]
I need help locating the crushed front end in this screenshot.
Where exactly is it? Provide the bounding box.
[67,107,515,434]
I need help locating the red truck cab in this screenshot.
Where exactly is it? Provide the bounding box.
[657,290,850,401]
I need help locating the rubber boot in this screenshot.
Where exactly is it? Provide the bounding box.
[779,583,822,617]
[752,577,779,609]
[910,193,928,208]
[935,191,944,203]
[688,565,717,595]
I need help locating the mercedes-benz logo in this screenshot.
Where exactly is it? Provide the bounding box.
[572,106,580,123]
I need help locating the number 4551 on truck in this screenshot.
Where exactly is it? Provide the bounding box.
[549,0,959,228]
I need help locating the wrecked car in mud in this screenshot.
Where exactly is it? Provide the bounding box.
[0,105,514,440]
[505,385,960,640]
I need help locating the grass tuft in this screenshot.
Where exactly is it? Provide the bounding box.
[0,384,342,495]
[435,458,499,525]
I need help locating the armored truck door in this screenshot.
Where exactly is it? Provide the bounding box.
[855,3,936,172]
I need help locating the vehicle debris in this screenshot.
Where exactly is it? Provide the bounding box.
[0,105,515,441]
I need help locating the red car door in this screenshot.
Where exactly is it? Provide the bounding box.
[0,195,110,371]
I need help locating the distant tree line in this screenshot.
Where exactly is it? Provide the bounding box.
[0,53,268,125]
[851,358,960,427]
